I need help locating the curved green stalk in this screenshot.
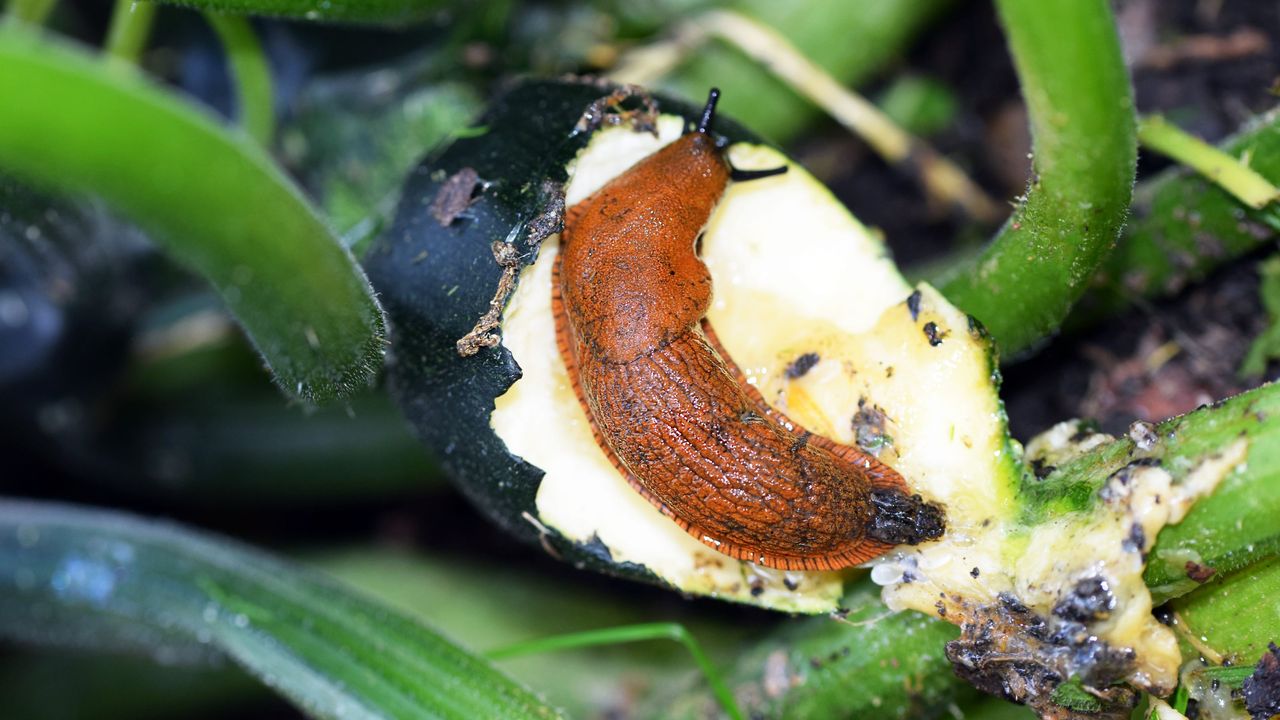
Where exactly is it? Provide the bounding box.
[105,0,156,64]
[204,12,273,146]
[934,0,1136,357]
[0,30,384,403]
[146,0,445,25]
[0,501,562,720]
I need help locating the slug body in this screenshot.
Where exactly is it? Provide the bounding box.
[552,91,943,571]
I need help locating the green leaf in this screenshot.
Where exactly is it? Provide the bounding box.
[1143,384,1280,601]
[0,500,563,720]
[652,580,966,719]
[279,60,480,250]
[4,0,57,25]
[146,0,449,25]
[1241,255,1280,377]
[1171,556,1280,663]
[934,0,1136,357]
[876,74,958,137]
[0,29,384,403]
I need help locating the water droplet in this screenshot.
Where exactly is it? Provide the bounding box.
[232,613,249,629]
[202,602,219,624]
[50,554,117,606]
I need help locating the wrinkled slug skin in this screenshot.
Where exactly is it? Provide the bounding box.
[551,114,939,571]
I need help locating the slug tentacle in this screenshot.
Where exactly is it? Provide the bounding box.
[552,89,945,571]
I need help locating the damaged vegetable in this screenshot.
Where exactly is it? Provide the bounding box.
[367,76,1265,717]
[366,78,1013,612]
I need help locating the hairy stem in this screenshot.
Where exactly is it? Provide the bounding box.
[934,0,1136,357]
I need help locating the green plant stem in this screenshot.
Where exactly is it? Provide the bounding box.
[1138,115,1279,210]
[0,501,563,720]
[105,0,156,64]
[146,0,446,25]
[933,0,1136,357]
[0,30,384,403]
[5,0,56,24]
[489,623,743,720]
[204,12,273,146]
[321,549,746,719]
[1067,109,1280,328]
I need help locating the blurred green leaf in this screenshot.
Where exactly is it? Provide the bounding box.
[876,74,958,137]
[280,60,480,250]
[1241,255,1280,377]
[322,549,747,719]
[1142,383,1280,601]
[148,0,449,25]
[0,500,563,720]
[0,29,384,404]
[4,0,57,25]
[0,651,264,720]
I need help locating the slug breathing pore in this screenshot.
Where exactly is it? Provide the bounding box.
[551,88,945,571]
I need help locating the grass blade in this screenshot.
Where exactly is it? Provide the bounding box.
[0,29,384,403]
[488,623,744,720]
[0,499,563,720]
[1137,115,1279,210]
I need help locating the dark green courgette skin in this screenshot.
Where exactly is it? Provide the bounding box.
[365,78,762,578]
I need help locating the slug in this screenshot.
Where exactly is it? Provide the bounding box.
[552,89,944,571]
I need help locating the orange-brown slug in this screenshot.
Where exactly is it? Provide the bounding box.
[552,89,944,571]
